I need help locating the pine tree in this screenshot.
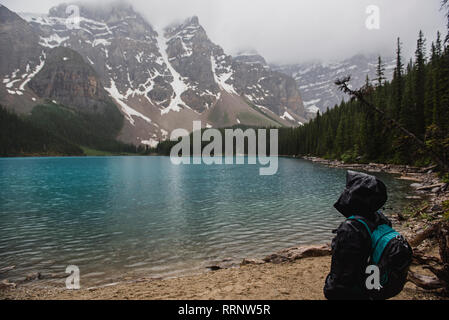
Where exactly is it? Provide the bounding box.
[414,30,427,139]
[425,42,438,127]
[392,38,404,119]
[376,56,386,87]
[433,32,443,128]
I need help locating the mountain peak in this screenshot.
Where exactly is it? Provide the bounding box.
[166,15,201,33]
[187,16,200,25]
[0,3,24,23]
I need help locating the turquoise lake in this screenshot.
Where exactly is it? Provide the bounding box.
[0,156,413,286]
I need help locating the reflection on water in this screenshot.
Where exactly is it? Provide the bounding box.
[0,156,413,286]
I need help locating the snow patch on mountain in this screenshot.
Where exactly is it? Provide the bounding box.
[141,138,159,148]
[92,38,111,47]
[156,31,189,115]
[124,69,159,105]
[39,34,69,48]
[280,111,294,121]
[304,99,321,114]
[3,51,46,95]
[105,78,153,125]
[211,55,237,95]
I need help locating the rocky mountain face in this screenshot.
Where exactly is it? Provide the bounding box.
[28,47,112,113]
[0,5,46,113]
[0,5,42,77]
[231,52,304,119]
[273,54,395,115]
[0,2,307,147]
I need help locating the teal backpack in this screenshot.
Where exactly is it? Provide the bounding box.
[348,214,412,299]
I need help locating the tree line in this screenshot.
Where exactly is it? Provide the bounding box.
[0,101,142,157]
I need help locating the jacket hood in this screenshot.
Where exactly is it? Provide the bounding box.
[334,171,388,219]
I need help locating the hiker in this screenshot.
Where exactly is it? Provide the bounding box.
[324,171,412,300]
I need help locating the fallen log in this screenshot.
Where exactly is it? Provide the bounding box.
[263,244,331,264]
[408,271,446,290]
[413,251,442,265]
[0,280,17,290]
[409,223,440,247]
[423,265,449,284]
[419,165,438,173]
[407,222,449,293]
[416,183,445,191]
[411,204,431,218]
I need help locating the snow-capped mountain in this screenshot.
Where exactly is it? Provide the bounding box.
[273,54,395,115]
[0,3,307,147]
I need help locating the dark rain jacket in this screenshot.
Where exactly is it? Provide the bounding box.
[324,170,390,300]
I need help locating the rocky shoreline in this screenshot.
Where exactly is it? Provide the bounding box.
[301,156,448,207]
[302,156,449,254]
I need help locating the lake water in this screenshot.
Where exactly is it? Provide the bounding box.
[0,156,413,287]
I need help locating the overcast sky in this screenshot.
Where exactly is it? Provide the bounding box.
[2,0,447,64]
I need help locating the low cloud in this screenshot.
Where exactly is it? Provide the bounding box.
[2,0,447,64]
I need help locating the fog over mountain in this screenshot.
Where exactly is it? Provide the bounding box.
[3,0,446,64]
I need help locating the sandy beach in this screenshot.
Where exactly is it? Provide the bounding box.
[1,255,444,300]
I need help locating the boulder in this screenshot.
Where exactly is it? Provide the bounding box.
[24,272,42,282]
[205,265,222,271]
[206,258,238,271]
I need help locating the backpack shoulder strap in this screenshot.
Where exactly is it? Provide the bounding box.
[347,215,373,239]
[348,215,401,265]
